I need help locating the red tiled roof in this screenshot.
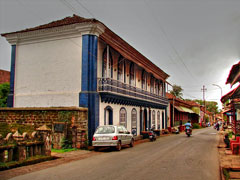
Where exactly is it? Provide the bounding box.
[184,100,200,107]
[166,92,176,99]
[1,15,97,36]
[226,61,240,87]
[221,84,240,103]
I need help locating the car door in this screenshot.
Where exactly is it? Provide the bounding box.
[122,126,130,144]
[117,126,124,143]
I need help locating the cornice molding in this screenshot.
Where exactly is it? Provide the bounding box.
[4,22,105,45]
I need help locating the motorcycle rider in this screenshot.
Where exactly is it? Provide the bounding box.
[184,120,192,134]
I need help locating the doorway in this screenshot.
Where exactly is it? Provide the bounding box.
[144,109,148,131]
[105,106,113,125]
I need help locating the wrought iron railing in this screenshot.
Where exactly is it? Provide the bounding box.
[98,78,168,105]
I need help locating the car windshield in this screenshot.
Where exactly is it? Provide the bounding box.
[95,126,115,134]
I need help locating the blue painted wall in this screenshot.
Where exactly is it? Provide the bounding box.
[79,35,99,145]
[7,45,16,107]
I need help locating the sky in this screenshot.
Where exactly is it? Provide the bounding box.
[0,0,239,109]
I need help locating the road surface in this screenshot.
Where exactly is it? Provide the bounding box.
[11,127,219,180]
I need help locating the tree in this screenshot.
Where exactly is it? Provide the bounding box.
[170,84,183,99]
[0,83,10,107]
[193,99,219,114]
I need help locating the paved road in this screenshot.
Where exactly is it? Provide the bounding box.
[11,127,219,180]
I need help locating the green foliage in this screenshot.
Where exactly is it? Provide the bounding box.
[194,99,219,114]
[170,84,183,99]
[0,122,11,137]
[228,131,233,138]
[223,168,230,180]
[51,148,77,153]
[192,123,201,129]
[0,123,35,138]
[61,137,72,149]
[0,83,10,107]
[58,111,75,122]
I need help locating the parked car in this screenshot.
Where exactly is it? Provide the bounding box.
[92,125,134,151]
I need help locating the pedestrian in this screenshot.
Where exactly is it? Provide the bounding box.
[216,122,219,131]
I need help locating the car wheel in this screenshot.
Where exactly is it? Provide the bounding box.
[130,139,134,147]
[116,141,121,151]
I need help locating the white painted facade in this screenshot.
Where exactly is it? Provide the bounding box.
[14,36,82,107]
[99,102,165,135]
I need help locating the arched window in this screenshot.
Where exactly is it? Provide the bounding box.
[152,110,155,128]
[150,76,154,93]
[118,56,125,82]
[131,108,137,136]
[120,107,127,128]
[129,63,135,86]
[102,47,113,78]
[142,71,147,90]
[157,111,160,129]
[155,80,159,95]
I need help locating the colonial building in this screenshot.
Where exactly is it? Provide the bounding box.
[1,15,169,142]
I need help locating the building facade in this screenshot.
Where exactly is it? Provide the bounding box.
[2,15,169,142]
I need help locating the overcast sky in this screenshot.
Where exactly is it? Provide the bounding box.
[0,0,239,109]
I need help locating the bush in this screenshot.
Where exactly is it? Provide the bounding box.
[228,131,233,138]
[192,123,201,129]
[61,137,72,149]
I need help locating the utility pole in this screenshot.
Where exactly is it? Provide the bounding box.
[201,85,207,125]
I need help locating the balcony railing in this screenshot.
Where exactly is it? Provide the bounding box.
[98,78,168,105]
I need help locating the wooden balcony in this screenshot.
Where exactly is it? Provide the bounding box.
[98,78,168,107]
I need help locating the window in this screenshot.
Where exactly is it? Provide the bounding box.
[152,110,155,128]
[155,80,159,95]
[157,111,160,129]
[118,56,125,82]
[159,81,163,96]
[131,108,137,136]
[129,63,135,86]
[102,47,113,78]
[142,71,147,90]
[119,107,127,128]
[150,76,154,93]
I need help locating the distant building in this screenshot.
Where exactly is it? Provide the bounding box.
[0,69,10,84]
[1,15,170,141]
[166,93,200,131]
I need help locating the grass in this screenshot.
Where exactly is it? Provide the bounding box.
[51,148,78,153]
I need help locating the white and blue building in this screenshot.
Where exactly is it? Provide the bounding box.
[2,15,170,143]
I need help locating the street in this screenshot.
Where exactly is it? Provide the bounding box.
[11,127,219,180]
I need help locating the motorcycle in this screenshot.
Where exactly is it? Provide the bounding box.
[186,129,191,137]
[149,129,156,141]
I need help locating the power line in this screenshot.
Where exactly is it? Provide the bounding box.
[59,0,83,16]
[143,0,198,83]
[75,0,95,18]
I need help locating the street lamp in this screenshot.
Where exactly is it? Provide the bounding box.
[212,84,222,97]
[212,84,223,123]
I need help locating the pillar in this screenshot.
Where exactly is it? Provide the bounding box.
[79,35,99,145]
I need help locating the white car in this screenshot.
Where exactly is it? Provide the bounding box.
[92,125,134,151]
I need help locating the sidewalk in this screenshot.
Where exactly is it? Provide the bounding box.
[218,130,240,180]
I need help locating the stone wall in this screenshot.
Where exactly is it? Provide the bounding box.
[0,107,88,149]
